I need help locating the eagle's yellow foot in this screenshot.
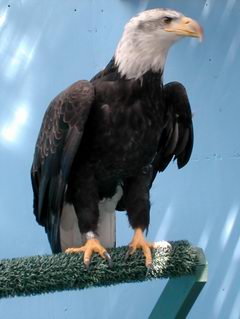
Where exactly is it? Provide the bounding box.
[65,238,112,268]
[126,228,154,267]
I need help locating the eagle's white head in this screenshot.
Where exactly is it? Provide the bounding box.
[115,8,203,80]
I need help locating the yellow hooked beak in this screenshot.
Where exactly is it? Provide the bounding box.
[164,16,203,41]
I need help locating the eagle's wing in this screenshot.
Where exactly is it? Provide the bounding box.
[91,57,120,82]
[151,81,194,184]
[116,81,193,211]
[31,80,95,252]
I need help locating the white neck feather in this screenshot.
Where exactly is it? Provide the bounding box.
[115,24,172,80]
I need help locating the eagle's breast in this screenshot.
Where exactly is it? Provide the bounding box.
[80,78,165,181]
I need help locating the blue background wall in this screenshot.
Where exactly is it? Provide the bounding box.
[0,0,240,318]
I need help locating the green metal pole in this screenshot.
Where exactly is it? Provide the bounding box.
[149,248,208,319]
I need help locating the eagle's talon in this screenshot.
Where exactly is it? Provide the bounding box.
[84,259,90,270]
[125,246,135,261]
[103,251,113,268]
[146,264,153,271]
[65,238,109,268]
[127,228,154,267]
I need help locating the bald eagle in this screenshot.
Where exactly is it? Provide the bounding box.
[31,8,203,267]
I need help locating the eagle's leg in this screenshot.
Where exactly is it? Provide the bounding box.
[126,228,154,266]
[65,165,111,268]
[123,166,154,267]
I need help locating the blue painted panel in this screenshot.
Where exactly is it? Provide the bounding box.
[0,0,240,318]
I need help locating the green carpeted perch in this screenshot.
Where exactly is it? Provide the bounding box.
[0,241,200,299]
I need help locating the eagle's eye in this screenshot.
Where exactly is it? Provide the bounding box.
[162,16,173,24]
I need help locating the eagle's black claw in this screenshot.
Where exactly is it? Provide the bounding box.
[104,251,113,268]
[84,260,91,270]
[146,264,153,271]
[125,247,134,261]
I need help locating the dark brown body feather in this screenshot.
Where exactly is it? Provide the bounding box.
[31,59,193,253]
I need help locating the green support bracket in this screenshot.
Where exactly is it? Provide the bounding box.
[149,248,208,319]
